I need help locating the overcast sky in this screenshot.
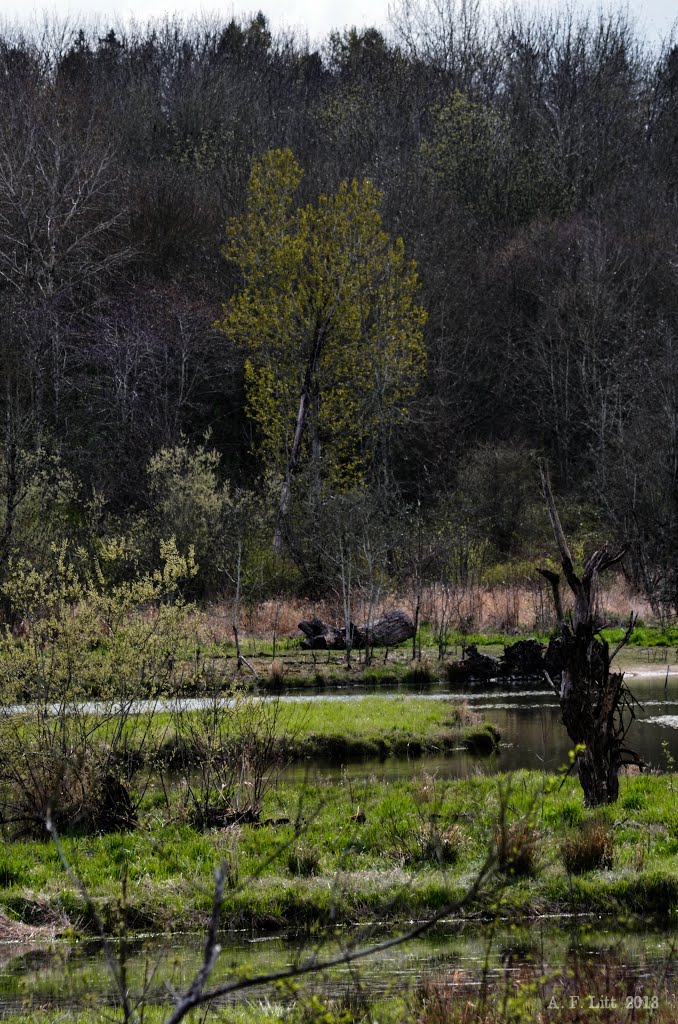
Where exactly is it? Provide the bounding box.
[1,0,675,49]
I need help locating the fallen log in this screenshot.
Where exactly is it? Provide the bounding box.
[298,609,415,650]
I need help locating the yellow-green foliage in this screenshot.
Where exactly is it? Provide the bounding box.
[217,148,427,489]
[0,446,84,566]
[0,538,197,703]
[147,438,241,593]
[0,540,200,834]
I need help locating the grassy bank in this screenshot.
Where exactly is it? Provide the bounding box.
[150,696,500,763]
[279,696,499,759]
[275,695,500,759]
[244,629,678,692]
[3,771,678,937]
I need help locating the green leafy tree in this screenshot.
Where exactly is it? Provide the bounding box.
[147,438,232,595]
[216,148,427,548]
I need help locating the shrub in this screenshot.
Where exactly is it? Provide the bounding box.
[495,822,540,877]
[0,540,198,838]
[173,682,288,830]
[560,822,614,874]
[288,843,320,877]
[147,440,230,596]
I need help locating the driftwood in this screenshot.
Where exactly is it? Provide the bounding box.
[299,610,415,650]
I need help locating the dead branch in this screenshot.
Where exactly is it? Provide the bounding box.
[165,867,226,1024]
[536,567,564,625]
[610,611,638,662]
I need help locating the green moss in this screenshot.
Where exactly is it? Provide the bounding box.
[462,722,501,754]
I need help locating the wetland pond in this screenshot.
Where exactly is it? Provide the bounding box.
[3,919,678,1015]
[280,668,678,781]
[5,669,678,1015]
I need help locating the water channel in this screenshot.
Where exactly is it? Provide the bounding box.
[3,920,678,1015]
[281,668,678,782]
[4,669,678,1015]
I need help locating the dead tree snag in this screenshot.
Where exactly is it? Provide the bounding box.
[538,463,641,806]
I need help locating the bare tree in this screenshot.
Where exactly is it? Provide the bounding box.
[538,464,641,806]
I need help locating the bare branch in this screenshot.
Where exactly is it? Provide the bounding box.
[536,567,564,625]
[538,461,580,595]
[164,850,498,1023]
[164,867,225,1024]
[610,611,637,662]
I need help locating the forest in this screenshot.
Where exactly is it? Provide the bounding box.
[5,7,678,1020]
[1,1,677,610]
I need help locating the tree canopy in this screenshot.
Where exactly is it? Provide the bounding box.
[217,149,427,536]
[0,11,677,602]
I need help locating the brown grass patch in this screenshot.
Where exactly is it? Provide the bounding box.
[495,821,541,877]
[560,822,614,874]
[0,913,57,966]
[198,579,653,648]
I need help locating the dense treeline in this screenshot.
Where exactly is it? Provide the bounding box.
[1,4,678,611]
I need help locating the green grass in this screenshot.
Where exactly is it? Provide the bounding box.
[273,695,486,759]
[107,696,494,765]
[602,624,678,647]
[4,771,678,938]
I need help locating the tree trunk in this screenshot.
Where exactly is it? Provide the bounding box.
[299,610,415,650]
[273,322,326,552]
[548,626,628,804]
[538,464,639,806]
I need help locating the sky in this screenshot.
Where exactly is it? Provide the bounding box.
[0,0,675,48]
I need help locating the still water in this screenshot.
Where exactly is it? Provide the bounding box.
[2,920,678,1014]
[280,670,678,782]
[4,671,678,1015]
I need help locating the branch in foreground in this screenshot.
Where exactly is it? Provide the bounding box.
[165,867,225,1024]
[164,848,498,1023]
[45,812,136,1024]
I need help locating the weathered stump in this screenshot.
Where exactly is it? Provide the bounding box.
[538,464,640,806]
[445,644,499,682]
[299,610,415,650]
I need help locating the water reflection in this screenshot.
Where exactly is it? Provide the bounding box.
[281,675,678,783]
[2,920,677,1013]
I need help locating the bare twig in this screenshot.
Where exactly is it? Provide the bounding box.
[45,812,137,1024]
[539,462,579,595]
[610,611,638,662]
[163,849,498,1023]
[164,867,225,1024]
